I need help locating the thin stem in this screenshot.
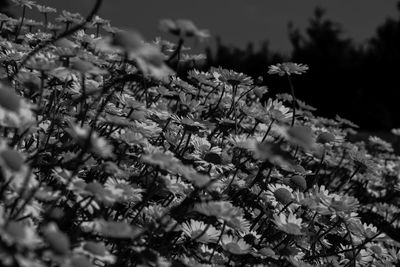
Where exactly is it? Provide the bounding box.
[261,119,275,142]
[166,38,184,65]
[15,5,26,41]
[209,222,226,263]
[286,75,296,126]
[44,13,48,30]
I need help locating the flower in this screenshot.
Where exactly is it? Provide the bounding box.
[368,135,393,153]
[1,221,41,248]
[181,219,220,243]
[42,223,71,256]
[159,19,210,40]
[319,194,360,218]
[66,123,114,158]
[74,241,116,264]
[36,5,56,13]
[11,0,36,8]
[220,235,251,255]
[91,15,109,26]
[268,62,309,76]
[335,114,359,128]
[56,10,84,24]
[391,128,400,136]
[213,67,253,87]
[263,98,292,123]
[193,201,249,231]
[273,212,303,235]
[266,184,294,207]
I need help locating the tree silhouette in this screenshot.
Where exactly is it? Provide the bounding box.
[207,2,400,130]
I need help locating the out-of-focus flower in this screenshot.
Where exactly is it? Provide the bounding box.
[11,0,36,8]
[56,10,84,24]
[220,235,251,255]
[391,128,400,136]
[74,241,116,264]
[36,5,56,13]
[268,62,309,76]
[368,135,393,153]
[66,123,114,158]
[159,19,210,40]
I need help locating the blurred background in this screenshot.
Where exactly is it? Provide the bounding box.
[2,0,400,132]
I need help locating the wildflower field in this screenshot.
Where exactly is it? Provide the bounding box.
[1,1,400,266]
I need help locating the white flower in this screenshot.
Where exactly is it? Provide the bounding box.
[181,219,220,243]
[220,235,251,255]
[273,211,303,235]
[268,62,309,76]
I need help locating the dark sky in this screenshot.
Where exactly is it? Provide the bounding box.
[13,0,400,53]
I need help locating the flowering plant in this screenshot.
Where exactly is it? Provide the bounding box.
[0,2,397,267]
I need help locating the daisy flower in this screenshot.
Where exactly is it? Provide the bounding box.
[214,67,253,87]
[319,194,360,218]
[368,135,393,153]
[366,242,389,260]
[268,62,309,76]
[266,183,294,207]
[1,221,42,248]
[181,219,220,243]
[36,5,56,13]
[273,211,303,235]
[74,241,116,264]
[263,98,292,123]
[220,235,251,255]
[11,0,36,8]
[391,128,400,136]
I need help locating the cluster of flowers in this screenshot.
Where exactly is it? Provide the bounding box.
[0,0,399,266]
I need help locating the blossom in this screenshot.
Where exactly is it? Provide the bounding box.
[368,135,393,153]
[181,219,220,243]
[220,235,251,255]
[263,98,292,123]
[268,62,309,76]
[391,128,400,136]
[36,5,56,13]
[213,67,253,87]
[273,211,303,235]
[66,123,114,158]
[56,10,84,24]
[193,201,249,231]
[159,19,210,40]
[11,0,36,8]
[266,183,294,207]
[74,241,116,264]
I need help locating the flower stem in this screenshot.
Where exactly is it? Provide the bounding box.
[261,119,275,142]
[209,222,226,263]
[15,5,26,41]
[286,75,297,126]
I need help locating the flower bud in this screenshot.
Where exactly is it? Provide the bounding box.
[316,132,335,144]
[273,188,292,205]
[290,175,307,191]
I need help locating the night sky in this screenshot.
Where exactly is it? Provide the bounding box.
[10,0,400,53]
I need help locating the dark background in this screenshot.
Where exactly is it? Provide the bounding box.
[3,0,400,130]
